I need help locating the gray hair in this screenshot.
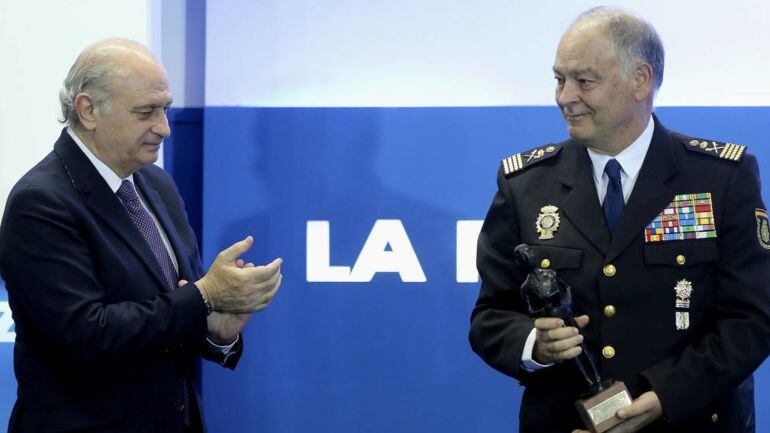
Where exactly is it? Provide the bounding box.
[59,51,113,129]
[573,7,665,93]
[59,41,146,129]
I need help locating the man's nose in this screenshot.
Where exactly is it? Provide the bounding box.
[556,80,580,108]
[153,112,171,138]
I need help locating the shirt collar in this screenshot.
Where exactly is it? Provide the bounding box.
[67,128,134,193]
[586,116,654,183]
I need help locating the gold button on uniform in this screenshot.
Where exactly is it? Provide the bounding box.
[602,346,615,359]
[604,305,616,318]
[711,413,718,423]
[173,400,185,412]
[676,254,686,265]
[603,264,616,277]
[540,258,551,269]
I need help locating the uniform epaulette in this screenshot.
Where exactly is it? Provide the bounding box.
[683,138,746,162]
[501,144,562,177]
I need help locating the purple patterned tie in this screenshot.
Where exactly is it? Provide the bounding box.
[116,180,177,291]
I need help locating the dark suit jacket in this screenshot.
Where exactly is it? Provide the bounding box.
[0,130,242,433]
[469,115,770,433]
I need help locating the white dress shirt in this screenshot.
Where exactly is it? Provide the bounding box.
[67,128,237,352]
[520,117,654,371]
[68,128,179,273]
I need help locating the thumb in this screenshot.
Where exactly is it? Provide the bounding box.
[617,392,653,418]
[574,315,590,328]
[178,279,189,287]
[218,236,253,262]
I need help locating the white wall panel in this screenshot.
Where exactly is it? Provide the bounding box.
[205,0,770,107]
[0,0,150,219]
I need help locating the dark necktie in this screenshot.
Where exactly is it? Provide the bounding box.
[602,159,625,235]
[116,180,177,291]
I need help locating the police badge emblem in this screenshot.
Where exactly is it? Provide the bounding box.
[755,209,770,249]
[536,205,560,240]
[674,279,693,330]
[674,279,693,309]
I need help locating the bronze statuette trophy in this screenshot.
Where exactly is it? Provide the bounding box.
[514,244,632,433]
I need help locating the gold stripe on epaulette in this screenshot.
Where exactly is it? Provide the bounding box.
[730,144,742,160]
[731,144,746,161]
[719,143,730,159]
[514,153,523,171]
[503,155,519,175]
[721,143,736,160]
[503,157,511,174]
[718,144,727,160]
[502,153,525,175]
[723,143,745,161]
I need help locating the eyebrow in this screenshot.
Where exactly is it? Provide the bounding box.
[132,100,174,110]
[553,67,603,79]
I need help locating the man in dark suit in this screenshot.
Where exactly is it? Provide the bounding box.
[469,7,770,433]
[0,39,283,432]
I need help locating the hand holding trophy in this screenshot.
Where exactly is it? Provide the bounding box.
[514,244,632,433]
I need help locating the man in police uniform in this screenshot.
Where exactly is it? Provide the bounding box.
[469,7,770,433]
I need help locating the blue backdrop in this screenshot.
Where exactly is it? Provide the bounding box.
[195,106,770,432]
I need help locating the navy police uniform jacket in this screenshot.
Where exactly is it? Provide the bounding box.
[469,115,770,433]
[0,130,242,433]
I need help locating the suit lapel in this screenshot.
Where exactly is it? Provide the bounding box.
[134,172,194,283]
[605,117,680,263]
[53,130,171,292]
[557,142,611,255]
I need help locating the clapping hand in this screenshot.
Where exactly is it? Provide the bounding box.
[194,236,282,314]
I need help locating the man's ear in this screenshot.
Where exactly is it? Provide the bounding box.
[74,93,99,130]
[632,63,654,102]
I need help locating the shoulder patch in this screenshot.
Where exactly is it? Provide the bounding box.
[501,144,562,177]
[683,138,746,162]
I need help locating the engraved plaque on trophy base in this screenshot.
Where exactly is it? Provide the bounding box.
[575,381,632,433]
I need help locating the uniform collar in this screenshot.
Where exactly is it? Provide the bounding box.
[585,116,654,183]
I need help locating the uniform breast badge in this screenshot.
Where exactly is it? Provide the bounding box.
[644,193,716,243]
[536,205,560,240]
[674,279,693,330]
[755,209,770,250]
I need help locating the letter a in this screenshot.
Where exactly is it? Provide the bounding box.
[350,220,426,282]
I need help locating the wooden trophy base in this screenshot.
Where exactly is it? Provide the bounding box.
[575,381,632,433]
